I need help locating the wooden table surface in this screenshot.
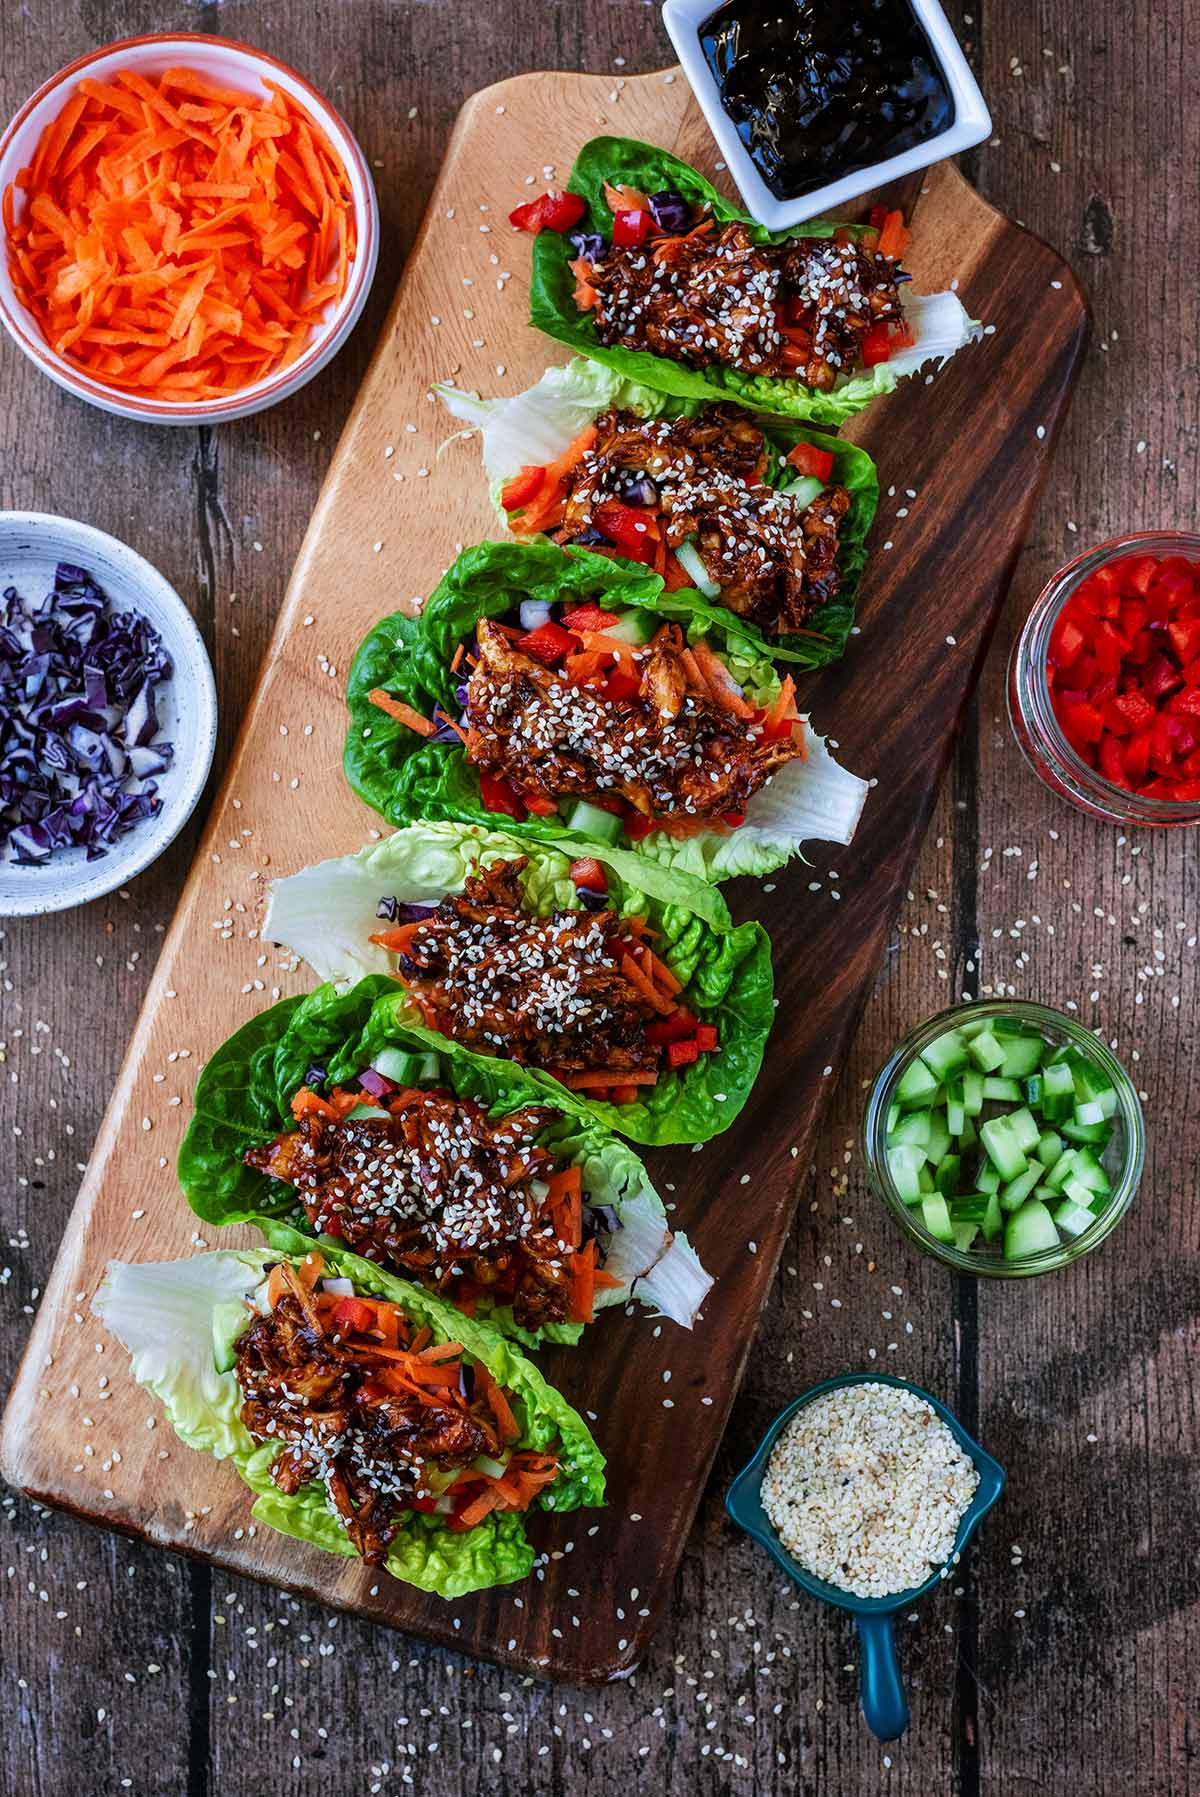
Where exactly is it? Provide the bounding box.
[1,4,1195,1794]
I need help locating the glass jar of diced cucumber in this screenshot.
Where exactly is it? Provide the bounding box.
[863,1001,1144,1276]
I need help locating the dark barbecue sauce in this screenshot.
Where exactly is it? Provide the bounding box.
[700,0,955,201]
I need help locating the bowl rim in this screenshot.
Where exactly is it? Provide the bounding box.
[0,32,377,422]
[0,509,217,917]
[725,1371,1005,1616]
[660,0,992,230]
[861,997,1146,1277]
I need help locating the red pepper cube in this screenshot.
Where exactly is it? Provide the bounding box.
[1049,614,1085,669]
[1103,698,1132,737]
[1060,697,1105,744]
[1098,734,1132,789]
[1113,689,1157,733]
[1124,730,1153,781]
[861,321,891,366]
[540,191,586,232]
[666,1037,701,1069]
[612,208,653,247]
[1142,652,1183,701]
[695,1023,720,1052]
[1118,555,1160,598]
[1092,619,1131,675]
[1183,748,1200,777]
[1118,599,1147,638]
[1169,686,1200,720]
[1168,618,1200,664]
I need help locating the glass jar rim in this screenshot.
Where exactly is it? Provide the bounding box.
[1010,530,1200,825]
[863,999,1145,1277]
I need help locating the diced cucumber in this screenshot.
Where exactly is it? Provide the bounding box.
[1004,1199,1060,1259]
[961,1069,985,1117]
[1036,1130,1064,1169]
[925,1111,952,1165]
[886,1102,901,1134]
[212,1300,248,1374]
[1044,1150,1077,1193]
[343,1102,393,1121]
[949,1194,992,1222]
[959,1017,992,1040]
[1023,1074,1043,1107]
[1007,1107,1041,1154]
[1052,1198,1096,1238]
[999,1164,1043,1212]
[1064,1175,1101,1211]
[966,1028,1006,1073]
[890,1110,931,1149]
[606,606,657,645]
[1041,1060,1076,1122]
[918,1162,935,1193]
[1074,1099,1106,1128]
[895,1056,941,1108]
[371,1046,440,1085]
[920,1192,955,1243]
[980,1114,1028,1181]
[958,1116,978,1150]
[888,1144,926,1204]
[946,1094,966,1136]
[564,799,625,844]
[920,1028,970,1082]
[1069,1147,1111,1194]
[935,1153,962,1196]
[981,1190,1003,1242]
[998,1034,1045,1079]
[784,474,826,508]
[976,1162,1001,1194]
[982,1076,1023,1103]
[952,1221,980,1252]
[1061,1117,1113,1148]
[1066,1048,1116,1114]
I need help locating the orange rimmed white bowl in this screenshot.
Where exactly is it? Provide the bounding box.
[0,34,379,425]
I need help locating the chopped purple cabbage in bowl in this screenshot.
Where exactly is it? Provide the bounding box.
[0,513,217,918]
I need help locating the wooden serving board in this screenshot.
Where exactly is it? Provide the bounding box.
[0,68,1087,1681]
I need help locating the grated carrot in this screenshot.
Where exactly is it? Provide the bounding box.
[4,66,357,402]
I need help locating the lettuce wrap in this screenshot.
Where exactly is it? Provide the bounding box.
[93,1243,605,1598]
[344,539,868,883]
[438,356,879,668]
[264,819,773,1146]
[528,136,981,426]
[177,974,713,1339]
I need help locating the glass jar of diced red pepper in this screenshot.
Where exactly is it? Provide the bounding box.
[1008,532,1200,825]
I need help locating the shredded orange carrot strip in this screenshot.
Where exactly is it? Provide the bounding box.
[4,65,356,402]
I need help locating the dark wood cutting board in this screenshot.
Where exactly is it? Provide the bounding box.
[0,67,1088,1681]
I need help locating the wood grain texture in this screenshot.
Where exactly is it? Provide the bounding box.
[0,2,1195,1793]
[1,52,1085,1688]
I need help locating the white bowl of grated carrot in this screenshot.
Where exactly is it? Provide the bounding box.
[0,34,379,424]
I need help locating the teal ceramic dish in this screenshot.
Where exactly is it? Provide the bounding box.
[725,1371,1005,1740]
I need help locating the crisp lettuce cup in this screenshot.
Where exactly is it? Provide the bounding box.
[343,540,868,883]
[177,974,713,1339]
[528,136,981,427]
[93,1243,605,1598]
[264,820,773,1147]
[438,357,879,668]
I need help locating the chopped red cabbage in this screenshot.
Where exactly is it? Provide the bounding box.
[0,562,174,866]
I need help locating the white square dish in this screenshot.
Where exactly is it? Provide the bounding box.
[661,0,991,229]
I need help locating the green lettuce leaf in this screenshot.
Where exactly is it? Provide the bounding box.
[343,538,866,884]
[529,136,980,425]
[93,1244,604,1598]
[178,977,713,1333]
[438,356,878,666]
[263,819,772,1145]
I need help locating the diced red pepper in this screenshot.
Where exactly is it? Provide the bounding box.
[786,439,835,482]
[860,322,891,366]
[1141,652,1182,701]
[523,793,560,816]
[608,1084,638,1105]
[517,620,577,664]
[623,810,656,840]
[1098,735,1131,789]
[479,772,527,820]
[695,1023,719,1052]
[604,666,641,702]
[1092,619,1131,675]
[612,208,652,247]
[569,857,607,892]
[1168,618,1200,665]
[1049,614,1085,669]
[1124,730,1152,780]
[645,1007,700,1045]
[500,464,546,511]
[666,1038,701,1069]
[721,809,747,826]
[1057,698,1105,744]
[333,1296,375,1335]
[594,500,659,561]
[561,603,620,632]
[509,189,585,234]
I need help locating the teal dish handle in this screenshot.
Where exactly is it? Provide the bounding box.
[854,1613,909,1741]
